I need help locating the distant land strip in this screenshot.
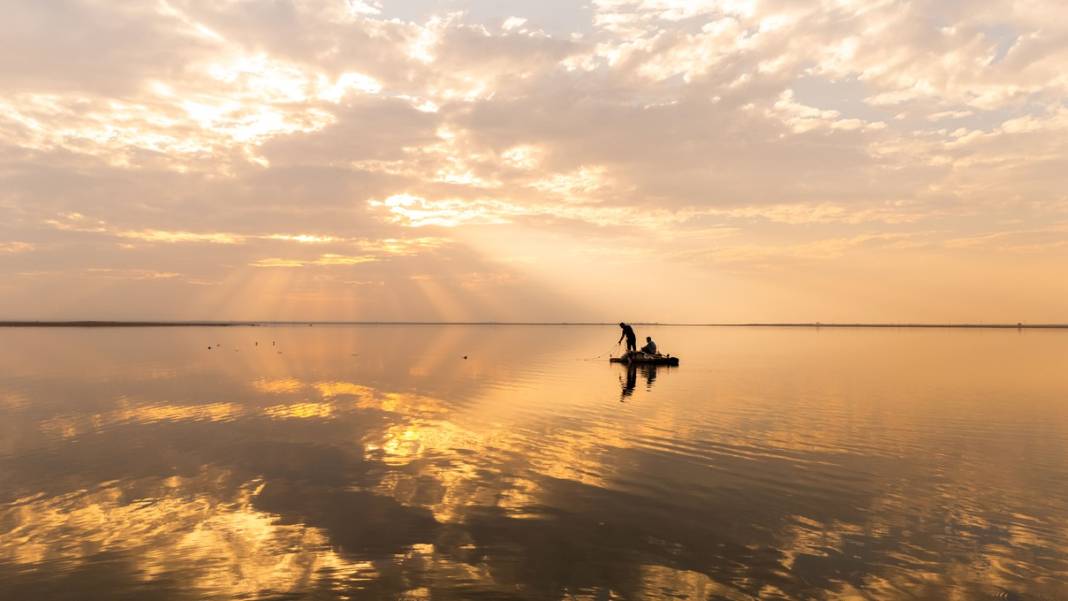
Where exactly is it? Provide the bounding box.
[1,321,1067,329]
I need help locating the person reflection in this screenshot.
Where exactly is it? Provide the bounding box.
[642,363,658,389]
[620,364,638,401]
[619,364,658,401]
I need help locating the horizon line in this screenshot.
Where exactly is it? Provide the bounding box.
[1,320,1067,329]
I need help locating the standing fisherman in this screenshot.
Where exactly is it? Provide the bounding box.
[618,322,637,353]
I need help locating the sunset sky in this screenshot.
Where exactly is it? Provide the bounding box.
[2,0,1066,322]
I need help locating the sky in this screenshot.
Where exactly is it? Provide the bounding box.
[1,0,1066,323]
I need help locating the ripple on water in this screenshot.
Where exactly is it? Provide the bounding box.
[1,325,1067,600]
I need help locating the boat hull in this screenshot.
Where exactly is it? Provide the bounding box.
[610,353,679,366]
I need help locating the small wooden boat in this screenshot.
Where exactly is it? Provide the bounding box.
[610,351,679,366]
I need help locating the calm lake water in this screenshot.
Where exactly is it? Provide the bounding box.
[1,325,1066,600]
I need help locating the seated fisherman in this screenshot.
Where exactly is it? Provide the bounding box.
[640,336,657,355]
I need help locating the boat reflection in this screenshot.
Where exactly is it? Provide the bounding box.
[619,363,661,401]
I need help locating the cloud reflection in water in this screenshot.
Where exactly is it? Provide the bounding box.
[1,325,1067,600]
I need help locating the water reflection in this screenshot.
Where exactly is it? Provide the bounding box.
[1,472,375,596]
[0,325,1067,600]
[620,363,661,401]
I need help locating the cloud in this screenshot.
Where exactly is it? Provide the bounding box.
[1,0,1067,321]
[0,241,33,254]
[678,232,932,267]
[251,254,377,267]
[369,193,718,230]
[769,90,887,134]
[119,230,245,244]
[943,224,1068,252]
[85,268,182,280]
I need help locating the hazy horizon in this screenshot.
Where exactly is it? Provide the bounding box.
[2,319,1068,328]
[2,0,1067,321]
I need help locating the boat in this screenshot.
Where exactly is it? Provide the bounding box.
[610,351,680,366]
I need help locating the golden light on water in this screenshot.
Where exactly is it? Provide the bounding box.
[1,326,1068,598]
[263,402,336,419]
[0,474,379,595]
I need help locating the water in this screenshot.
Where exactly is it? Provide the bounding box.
[1,325,1066,600]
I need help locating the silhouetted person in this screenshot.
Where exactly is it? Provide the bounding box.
[618,322,637,352]
[640,336,657,354]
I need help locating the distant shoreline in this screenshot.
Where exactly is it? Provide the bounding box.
[1,321,1066,329]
